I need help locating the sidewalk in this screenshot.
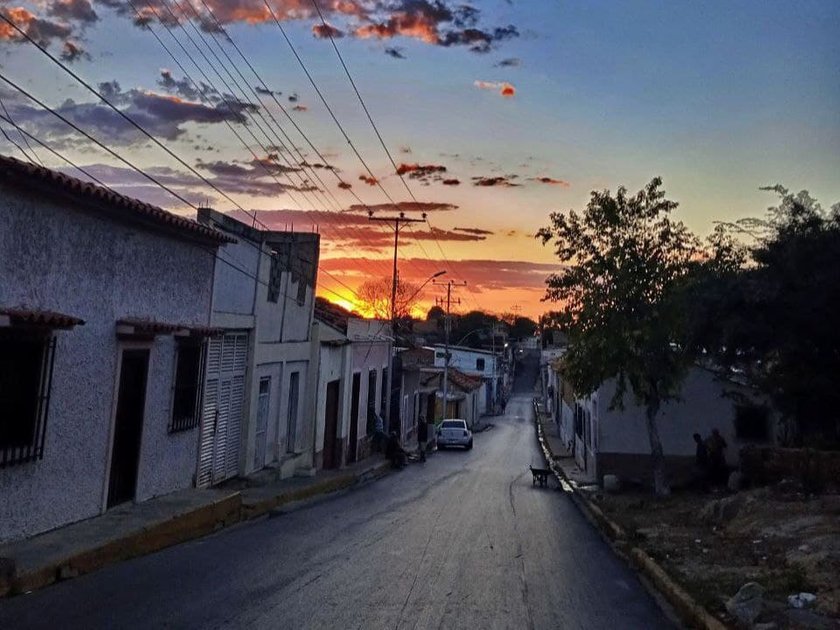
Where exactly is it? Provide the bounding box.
[537,412,597,488]
[0,456,390,598]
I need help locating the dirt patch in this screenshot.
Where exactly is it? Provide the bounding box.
[586,485,840,628]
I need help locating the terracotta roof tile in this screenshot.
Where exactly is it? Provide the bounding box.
[0,155,236,245]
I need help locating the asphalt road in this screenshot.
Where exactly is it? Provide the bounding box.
[0,352,674,629]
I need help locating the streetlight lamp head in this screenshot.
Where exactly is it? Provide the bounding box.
[432,270,446,278]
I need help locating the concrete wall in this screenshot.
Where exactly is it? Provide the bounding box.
[595,367,776,483]
[200,211,319,477]
[0,184,214,542]
[434,346,497,379]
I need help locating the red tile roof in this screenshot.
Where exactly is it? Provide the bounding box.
[0,307,84,329]
[0,155,235,245]
[448,368,484,392]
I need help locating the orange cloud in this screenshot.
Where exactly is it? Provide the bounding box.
[358,174,378,186]
[474,80,516,98]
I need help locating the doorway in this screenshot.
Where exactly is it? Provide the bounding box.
[107,349,149,508]
[323,379,340,469]
[347,373,361,464]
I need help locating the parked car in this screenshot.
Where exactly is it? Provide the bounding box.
[436,419,473,450]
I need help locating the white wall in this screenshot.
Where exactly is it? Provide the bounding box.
[597,367,772,465]
[0,185,214,542]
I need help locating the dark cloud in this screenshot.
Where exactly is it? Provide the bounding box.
[0,7,73,47]
[358,174,378,186]
[288,93,299,103]
[399,145,412,154]
[60,40,89,62]
[454,227,494,236]
[338,181,352,189]
[384,46,405,59]
[442,178,460,186]
[291,104,308,112]
[472,175,520,187]
[396,162,448,184]
[254,85,279,96]
[529,176,570,187]
[48,0,98,24]
[312,22,344,38]
[346,201,456,214]
[158,70,216,102]
[495,57,521,67]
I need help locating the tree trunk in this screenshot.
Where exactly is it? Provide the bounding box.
[645,396,671,496]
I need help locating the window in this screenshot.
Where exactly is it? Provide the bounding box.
[0,329,56,467]
[734,404,769,441]
[286,372,299,453]
[170,340,204,433]
[435,351,445,360]
[296,276,307,305]
[268,253,282,303]
[476,358,485,371]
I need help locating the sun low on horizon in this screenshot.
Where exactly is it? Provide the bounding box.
[0,0,837,320]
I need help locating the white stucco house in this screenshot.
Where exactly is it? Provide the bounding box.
[551,360,779,486]
[0,156,232,543]
[313,299,392,468]
[433,344,500,415]
[195,209,320,484]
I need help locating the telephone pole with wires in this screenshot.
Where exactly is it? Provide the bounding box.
[368,210,427,433]
[434,279,467,422]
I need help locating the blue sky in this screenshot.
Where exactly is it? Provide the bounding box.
[1,0,838,315]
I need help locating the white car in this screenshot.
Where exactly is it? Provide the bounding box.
[436,419,473,450]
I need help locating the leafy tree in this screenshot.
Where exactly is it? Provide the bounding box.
[538,177,699,495]
[694,187,840,446]
[426,305,445,321]
[357,277,422,320]
[510,316,537,340]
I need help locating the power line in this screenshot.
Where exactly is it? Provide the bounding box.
[0,9,254,213]
[259,0,400,207]
[0,95,41,165]
[142,0,398,282]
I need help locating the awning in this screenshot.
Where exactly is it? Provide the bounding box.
[0,307,84,329]
[116,318,222,339]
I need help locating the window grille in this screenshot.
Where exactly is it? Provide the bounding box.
[0,330,56,468]
[169,339,205,433]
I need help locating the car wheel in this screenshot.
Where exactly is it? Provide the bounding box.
[466,440,473,450]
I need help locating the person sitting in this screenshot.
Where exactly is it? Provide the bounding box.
[385,431,407,469]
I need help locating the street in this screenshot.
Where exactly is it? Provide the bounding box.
[0,353,673,629]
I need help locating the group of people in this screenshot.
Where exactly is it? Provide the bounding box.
[693,428,729,487]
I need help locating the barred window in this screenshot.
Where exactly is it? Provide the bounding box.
[0,329,56,467]
[169,339,204,433]
[268,253,282,303]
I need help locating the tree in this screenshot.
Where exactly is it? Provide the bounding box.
[692,187,840,446]
[357,277,423,320]
[426,305,445,321]
[538,177,699,495]
[510,316,537,340]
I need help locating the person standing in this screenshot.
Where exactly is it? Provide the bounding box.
[706,428,728,484]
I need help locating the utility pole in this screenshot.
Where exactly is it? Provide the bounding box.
[434,279,466,422]
[368,210,426,434]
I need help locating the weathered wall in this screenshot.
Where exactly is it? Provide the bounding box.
[597,367,774,467]
[0,185,214,542]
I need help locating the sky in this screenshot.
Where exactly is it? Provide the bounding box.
[0,0,838,318]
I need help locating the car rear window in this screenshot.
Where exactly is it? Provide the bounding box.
[442,420,466,429]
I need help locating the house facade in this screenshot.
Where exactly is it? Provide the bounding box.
[432,344,500,415]
[0,156,230,543]
[195,209,320,485]
[312,299,392,469]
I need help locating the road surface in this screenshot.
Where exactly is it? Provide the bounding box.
[0,352,673,629]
